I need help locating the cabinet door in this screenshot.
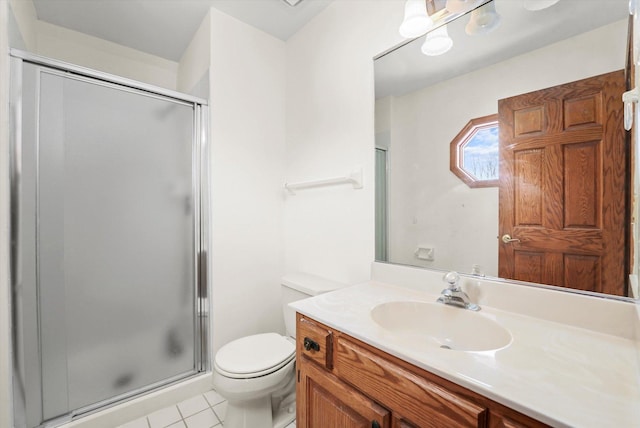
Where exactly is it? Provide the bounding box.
[393,416,419,428]
[298,362,390,428]
[490,412,548,428]
[335,337,488,427]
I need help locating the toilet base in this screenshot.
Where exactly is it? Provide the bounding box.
[223,390,295,428]
[224,396,270,428]
[272,389,296,428]
[273,404,296,428]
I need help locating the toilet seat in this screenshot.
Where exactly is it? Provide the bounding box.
[215,333,295,379]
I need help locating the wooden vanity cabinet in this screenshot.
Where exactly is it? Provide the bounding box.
[297,316,390,427]
[299,362,391,427]
[296,314,548,428]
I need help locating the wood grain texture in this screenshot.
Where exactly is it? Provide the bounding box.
[296,314,550,428]
[335,337,487,428]
[298,316,333,369]
[564,254,600,292]
[393,416,419,428]
[511,227,603,253]
[498,70,627,295]
[304,362,390,428]
[563,141,600,228]
[514,149,543,225]
[626,15,635,280]
[514,106,545,136]
[513,251,544,284]
[489,413,532,428]
[564,93,601,129]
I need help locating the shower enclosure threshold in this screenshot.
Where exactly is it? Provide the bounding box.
[53,374,212,428]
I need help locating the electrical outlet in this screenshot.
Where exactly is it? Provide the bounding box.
[415,246,435,261]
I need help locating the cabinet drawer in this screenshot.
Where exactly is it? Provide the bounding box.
[335,336,488,428]
[297,315,333,369]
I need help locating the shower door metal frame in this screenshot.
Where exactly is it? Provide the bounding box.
[9,49,210,428]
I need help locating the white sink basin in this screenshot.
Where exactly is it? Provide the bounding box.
[370,301,512,352]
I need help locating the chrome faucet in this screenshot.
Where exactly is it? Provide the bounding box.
[437,271,480,311]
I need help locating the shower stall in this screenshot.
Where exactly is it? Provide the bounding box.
[9,51,210,428]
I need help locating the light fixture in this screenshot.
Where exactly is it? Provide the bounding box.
[446,0,483,14]
[281,0,304,6]
[465,1,501,35]
[523,0,560,11]
[421,25,454,56]
[399,0,434,38]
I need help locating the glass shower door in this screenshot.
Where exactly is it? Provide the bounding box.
[15,59,206,426]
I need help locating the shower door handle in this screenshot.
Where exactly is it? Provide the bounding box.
[9,59,22,289]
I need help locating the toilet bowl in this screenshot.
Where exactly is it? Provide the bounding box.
[212,273,347,428]
[212,333,296,428]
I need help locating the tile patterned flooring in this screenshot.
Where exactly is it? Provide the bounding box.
[116,389,296,428]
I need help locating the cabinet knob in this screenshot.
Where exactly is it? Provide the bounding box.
[303,337,320,352]
[371,421,381,428]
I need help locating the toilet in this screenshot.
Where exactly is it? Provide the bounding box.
[212,272,347,428]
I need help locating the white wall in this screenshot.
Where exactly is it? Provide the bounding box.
[36,22,179,90]
[384,20,627,277]
[177,10,210,94]
[284,1,404,284]
[8,0,179,90]
[375,96,391,151]
[8,0,36,51]
[7,0,26,50]
[209,8,287,353]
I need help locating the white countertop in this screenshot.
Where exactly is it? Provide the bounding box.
[290,280,640,428]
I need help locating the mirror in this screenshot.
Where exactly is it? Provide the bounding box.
[374,0,636,299]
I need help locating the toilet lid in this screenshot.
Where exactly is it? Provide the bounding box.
[215,333,295,378]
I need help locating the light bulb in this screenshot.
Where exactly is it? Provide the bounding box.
[399,0,434,38]
[446,0,482,14]
[523,0,560,11]
[465,2,501,35]
[421,26,453,56]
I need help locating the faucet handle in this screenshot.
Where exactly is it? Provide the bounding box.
[442,271,460,290]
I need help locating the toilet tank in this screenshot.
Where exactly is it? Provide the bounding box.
[281,272,347,338]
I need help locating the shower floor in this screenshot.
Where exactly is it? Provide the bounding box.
[116,389,297,428]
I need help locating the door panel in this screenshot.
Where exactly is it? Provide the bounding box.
[18,61,202,425]
[299,363,390,428]
[514,149,543,225]
[499,70,627,295]
[564,254,600,292]
[564,141,599,228]
[513,251,544,284]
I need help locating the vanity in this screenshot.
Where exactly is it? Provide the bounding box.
[292,0,640,425]
[295,315,545,427]
[290,263,640,428]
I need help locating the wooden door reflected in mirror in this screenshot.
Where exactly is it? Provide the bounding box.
[498,71,627,296]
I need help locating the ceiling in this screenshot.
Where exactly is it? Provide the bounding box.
[375,0,630,99]
[32,0,334,62]
[32,0,629,85]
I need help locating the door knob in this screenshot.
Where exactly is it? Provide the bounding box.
[501,234,520,244]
